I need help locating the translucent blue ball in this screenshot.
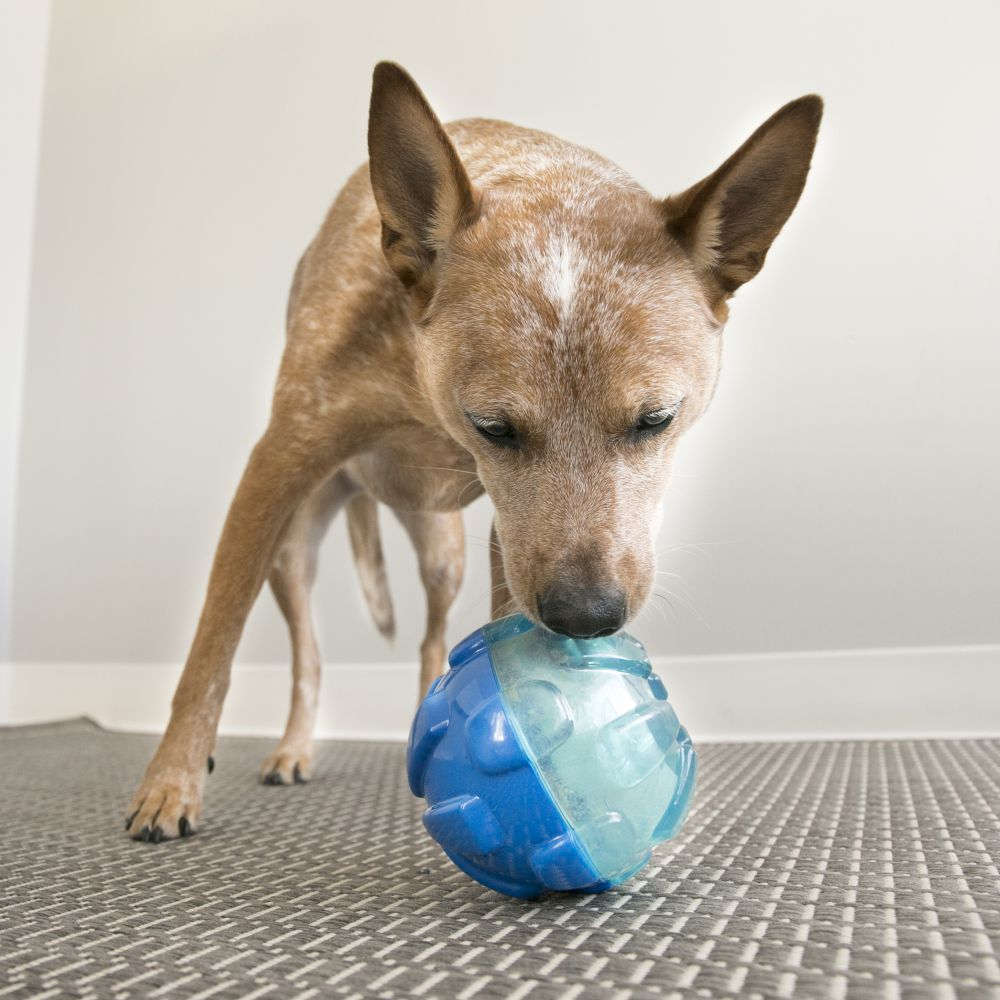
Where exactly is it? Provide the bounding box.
[407,614,697,898]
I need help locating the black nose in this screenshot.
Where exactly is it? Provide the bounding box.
[537,583,627,638]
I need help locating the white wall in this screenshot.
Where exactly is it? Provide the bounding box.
[1,0,50,669]
[11,0,1000,671]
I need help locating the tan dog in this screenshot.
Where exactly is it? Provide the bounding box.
[126,63,821,842]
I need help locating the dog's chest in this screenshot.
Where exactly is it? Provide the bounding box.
[345,426,483,512]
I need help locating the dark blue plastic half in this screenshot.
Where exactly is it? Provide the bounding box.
[407,627,604,898]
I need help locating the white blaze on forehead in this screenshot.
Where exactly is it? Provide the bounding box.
[542,232,585,323]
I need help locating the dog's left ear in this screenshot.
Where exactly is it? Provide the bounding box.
[368,62,478,295]
[664,95,822,310]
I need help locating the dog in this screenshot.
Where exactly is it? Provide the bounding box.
[125,62,821,841]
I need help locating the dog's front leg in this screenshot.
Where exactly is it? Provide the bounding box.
[125,420,351,842]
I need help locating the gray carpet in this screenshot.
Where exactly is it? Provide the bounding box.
[1,720,999,999]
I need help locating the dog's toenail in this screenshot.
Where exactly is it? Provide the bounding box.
[179,816,190,837]
[264,770,281,785]
[125,811,137,830]
[293,763,305,784]
[151,826,163,844]
[207,756,215,774]
[139,825,151,842]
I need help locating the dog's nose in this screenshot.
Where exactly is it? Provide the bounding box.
[537,583,627,639]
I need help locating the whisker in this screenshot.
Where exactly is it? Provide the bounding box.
[652,590,680,625]
[456,478,486,504]
[638,591,673,628]
[399,465,481,477]
[493,597,518,619]
[653,586,709,630]
[465,535,504,556]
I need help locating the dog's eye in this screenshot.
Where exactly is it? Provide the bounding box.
[467,413,519,449]
[632,406,678,438]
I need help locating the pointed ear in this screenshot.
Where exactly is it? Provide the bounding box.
[367,62,478,291]
[664,95,822,306]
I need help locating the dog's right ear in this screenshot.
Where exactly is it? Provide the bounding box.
[368,62,478,294]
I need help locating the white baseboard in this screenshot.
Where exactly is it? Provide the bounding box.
[2,644,998,743]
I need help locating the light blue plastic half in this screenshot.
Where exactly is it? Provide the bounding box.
[485,615,696,883]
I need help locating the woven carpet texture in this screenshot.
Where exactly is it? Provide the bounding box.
[1,719,998,999]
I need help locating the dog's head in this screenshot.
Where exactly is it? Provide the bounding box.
[368,63,821,637]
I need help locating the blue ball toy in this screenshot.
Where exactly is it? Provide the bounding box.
[406,614,697,898]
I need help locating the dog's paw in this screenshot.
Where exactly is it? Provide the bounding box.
[125,763,204,842]
[260,745,312,786]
